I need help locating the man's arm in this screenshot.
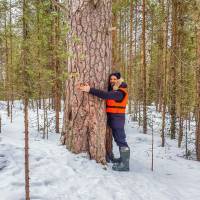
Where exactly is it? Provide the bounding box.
[89,88,124,101]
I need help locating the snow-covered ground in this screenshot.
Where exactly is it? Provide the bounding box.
[0,103,200,200]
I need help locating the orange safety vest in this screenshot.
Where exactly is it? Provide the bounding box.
[106,87,128,114]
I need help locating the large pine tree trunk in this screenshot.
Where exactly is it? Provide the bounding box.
[62,0,112,164]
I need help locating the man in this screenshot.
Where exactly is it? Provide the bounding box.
[79,72,130,171]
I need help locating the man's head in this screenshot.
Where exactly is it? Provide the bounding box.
[109,72,121,87]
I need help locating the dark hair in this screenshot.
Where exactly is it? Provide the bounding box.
[109,72,121,79]
[107,71,121,91]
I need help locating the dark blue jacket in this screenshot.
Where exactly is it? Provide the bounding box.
[89,82,127,129]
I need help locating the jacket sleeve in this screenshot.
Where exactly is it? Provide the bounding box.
[89,88,124,101]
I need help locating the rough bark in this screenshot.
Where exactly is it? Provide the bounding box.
[62,0,112,164]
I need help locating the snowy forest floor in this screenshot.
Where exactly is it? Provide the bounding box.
[0,103,200,200]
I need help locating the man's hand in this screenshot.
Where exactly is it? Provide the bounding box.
[79,83,90,93]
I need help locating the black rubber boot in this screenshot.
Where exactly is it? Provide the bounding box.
[112,147,130,171]
[106,152,121,163]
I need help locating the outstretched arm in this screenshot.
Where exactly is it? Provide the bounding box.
[89,88,123,101]
[78,83,123,101]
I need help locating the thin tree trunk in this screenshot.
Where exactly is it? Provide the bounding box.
[178,117,183,147]
[142,0,147,134]
[133,0,138,121]
[24,97,30,200]
[161,0,169,147]
[112,0,118,71]
[36,100,40,132]
[185,117,188,158]
[22,0,30,199]
[151,115,154,171]
[36,0,42,110]
[156,1,164,112]
[196,25,200,160]
[4,11,10,118]
[170,0,178,139]
[128,0,134,114]
[43,98,46,139]
[177,2,185,148]
[9,0,13,123]
[53,1,61,133]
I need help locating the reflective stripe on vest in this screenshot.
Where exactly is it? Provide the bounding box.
[106,88,128,113]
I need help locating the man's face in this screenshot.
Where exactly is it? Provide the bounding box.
[110,75,118,87]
